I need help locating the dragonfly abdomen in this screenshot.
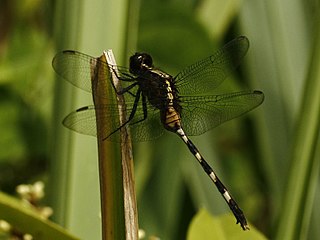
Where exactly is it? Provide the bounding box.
[175,127,249,230]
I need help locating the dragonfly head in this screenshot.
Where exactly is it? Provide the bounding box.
[130,53,153,75]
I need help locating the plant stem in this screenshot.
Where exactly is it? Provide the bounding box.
[91,50,138,240]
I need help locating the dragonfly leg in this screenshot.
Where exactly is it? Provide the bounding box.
[108,67,139,97]
[103,88,142,140]
[113,81,139,96]
[128,94,148,126]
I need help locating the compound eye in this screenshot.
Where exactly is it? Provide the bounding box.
[142,54,153,67]
[129,53,153,74]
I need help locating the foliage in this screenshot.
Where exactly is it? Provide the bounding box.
[187,209,267,240]
[0,0,319,239]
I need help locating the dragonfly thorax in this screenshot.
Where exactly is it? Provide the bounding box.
[130,56,183,132]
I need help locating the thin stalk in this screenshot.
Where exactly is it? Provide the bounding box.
[91,50,138,240]
[104,50,139,240]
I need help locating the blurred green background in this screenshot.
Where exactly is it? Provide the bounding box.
[1,0,320,239]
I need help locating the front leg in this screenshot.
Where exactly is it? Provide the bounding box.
[109,66,138,96]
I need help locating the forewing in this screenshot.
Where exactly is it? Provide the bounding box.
[175,36,249,95]
[52,50,133,98]
[180,91,264,136]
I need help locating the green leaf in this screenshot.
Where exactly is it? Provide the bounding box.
[275,15,320,240]
[0,192,79,240]
[50,0,133,239]
[187,209,268,240]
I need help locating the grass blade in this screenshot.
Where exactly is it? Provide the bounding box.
[276,16,320,240]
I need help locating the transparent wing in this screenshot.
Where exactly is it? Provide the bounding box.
[62,102,163,142]
[175,36,249,95]
[180,90,264,136]
[52,50,134,98]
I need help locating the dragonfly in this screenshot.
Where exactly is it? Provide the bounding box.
[52,36,264,230]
